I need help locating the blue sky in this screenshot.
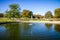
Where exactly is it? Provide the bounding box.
[0,0,60,15]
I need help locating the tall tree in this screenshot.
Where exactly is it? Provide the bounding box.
[21,10,33,18]
[54,8,60,18]
[45,11,53,18]
[5,10,11,18]
[5,4,20,19]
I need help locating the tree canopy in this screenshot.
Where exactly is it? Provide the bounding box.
[45,11,53,18]
[20,10,33,18]
[5,4,20,18]
[3,4,60,19]
[54,8,60,18]
[33,14,43,19]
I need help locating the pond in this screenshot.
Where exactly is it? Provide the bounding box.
[0,22,60,40]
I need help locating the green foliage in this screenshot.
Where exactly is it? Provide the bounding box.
[5,4,20,18]
[4,4,60,19]
[33,14,43,19]
[5,11,11,18]
[9,4,19,9]
[54,8,60,18]
[21,10,33,18]
[45,11,53,18]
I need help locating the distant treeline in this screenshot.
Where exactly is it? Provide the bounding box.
[0,4,60,19]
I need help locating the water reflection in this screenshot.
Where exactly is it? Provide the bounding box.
[0,23,60,40]
[4,23,20,40]
[20,23,32,36]
[54,24,60,33]
[45,23,52,29]
[0,26,6,33]
[0,25,9,40]
[0,26,6,36]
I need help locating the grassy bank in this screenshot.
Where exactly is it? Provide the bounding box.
[0,18,16,22]
[0,18,60,23]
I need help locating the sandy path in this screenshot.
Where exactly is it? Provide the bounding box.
[20,21,60,24]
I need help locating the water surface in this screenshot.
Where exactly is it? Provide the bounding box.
[0,22,60,40]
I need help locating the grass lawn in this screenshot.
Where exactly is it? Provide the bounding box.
[0,18,16,22]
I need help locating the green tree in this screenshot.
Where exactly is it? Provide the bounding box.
[54,8,60,18]
[5,4,20,19]
[45,11,53,18]
[21,10,33,18]
[33,14,43,19]
[5,10,11,18]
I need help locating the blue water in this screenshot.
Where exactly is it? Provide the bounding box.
[0,23,60,40]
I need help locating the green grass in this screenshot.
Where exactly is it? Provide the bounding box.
[0,18,59,22]
[0,19,16,22]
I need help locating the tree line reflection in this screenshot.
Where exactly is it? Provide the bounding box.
[54,24,60,33]
[45,23,60,33]
[3,23,20,40]
[0,23,60,40]
[45,23,52,29]
[1,23,32,40]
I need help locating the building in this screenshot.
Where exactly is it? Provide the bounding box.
[0,13,4,17]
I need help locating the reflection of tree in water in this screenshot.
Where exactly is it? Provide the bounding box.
[20,22,32,36]
[4,23,20,40]
[45,23,52,29]
[20,22,32,30]
[54,24,60,33]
